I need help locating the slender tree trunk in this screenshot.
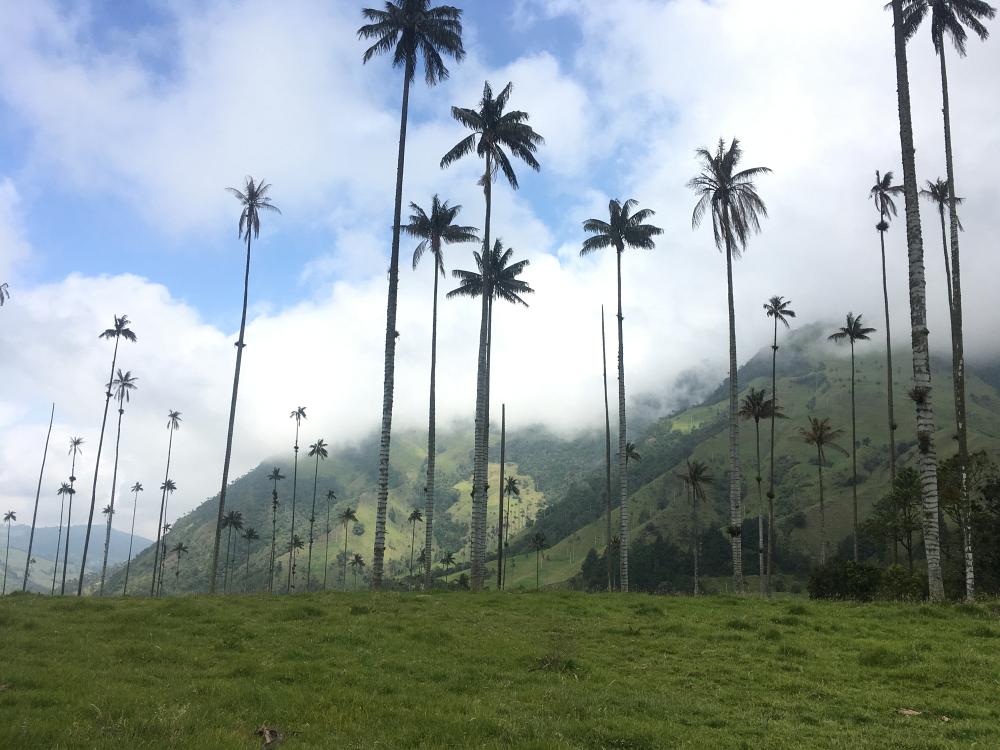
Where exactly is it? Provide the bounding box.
[224,525,233,593]
[100,404,125,595]
[269,494,277,594]
[891,0,945,602]
[937,207,954,317]
[343,524,350,589]
[323,498,331,591]
[878,225,898,485]
[423,251,440,588]
[722,218,743,590]
[210,230,253,594]
[287,422,301,593]
[601,306,614,592]
[615,246,631,592]
[755,418,764,595]
[245,539,252,592]
[61,452,78,595]
[3,523,10,594]
[123,489,139,595]
[50,493,65,595]
[496,405,506,590]
[817,447,827,565]
[690,485,699,595]
[24,403,54,592]
[306,455,320,590]
[372,63,414,589]
[151,424,175,596]
[850,342,859,563]
[157,491,172,598]
[767,317,778,597]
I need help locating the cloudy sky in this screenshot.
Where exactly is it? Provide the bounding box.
[1,0,998,536]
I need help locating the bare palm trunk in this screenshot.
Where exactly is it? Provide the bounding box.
[286,424,301,594]
[24,403,54,592]
[423,248,440,588]
[323,501,331,591]
[850,342,859,563]
[210,230,253,594]
[269,498,278,593]
[891,0,945,602]
[99,405,125,595]
[3,523,11,594]
[306,456,320,590]
[754,418,764,595]
[50,493,66,595]
[601,306,614,592]
[817,446,827,565]
[123,488,139,595]
[157,490,171,598]
[496,405,506,589]
[615,247,631,592]
[767,317,778,596]
[878,225,898,486]
[343,525,350,589]
[61,452,79,595]
[151,423,175,596]
[224,525,233,593]
[372,63,414,590]
[690,485,699,595]
[722,217,743,590]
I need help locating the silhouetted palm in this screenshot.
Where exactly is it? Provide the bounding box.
[440,550,456,583]
[222,509,244,594]
[60,436,84,595]
[407,507,424,576]
[501,474,520,589]
[171,541,189,589]
[799,417,848,564]
[267,467,284,593]
[305,438,329,590]
[689,138,770,591]
[739,387,783,594]
[349,552,366,590]
[338,507,359,589]
[360,1,465,590]
[79,314,136,595]
[406,195,478,587]
[243,527,259,592]
[286,406,306,594]
[152,410,181,596]
[211,177,280,594]
[288,534,305,591]
[3,510,15,594]
[529,532,547,590]
[122,481,142,596]
[919,177,965,315]
[100,369,138,595]
[677,460,713,595]
[323,489,336,591]
[829,313,876,561]
[51,482,73,595]
[156,479,177,598]
[448,238,534,589]
[581,198,662,592]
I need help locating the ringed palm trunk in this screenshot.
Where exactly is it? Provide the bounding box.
[850,342,859,563]
[287,422,301,593]
[614,245,631,592]
[123,489,139,595]
[890,0,945,602]
[767,318,778,596]
[754,418,764,595]
[210,229,253,594]
[61,452,79,595]
[601,306,614,592]
[722,212,743,591]
[372,60,415,589]
[423,246,440,588]
[343,524,350,589]
[323,501,331,590]
[224,526,233,593]
[878,223,898,486]
[3,523,11,594]
[99,404,125,595]
[306,456,320,590]
[51,492,66,595]
[151,423,175,596]
[24,404,54,592]
[817,447,827,565]
[690,485,699,595]
[495,405,505,589]
[269,502,277,593]
[157,489,171,598]
[938,44,974,601]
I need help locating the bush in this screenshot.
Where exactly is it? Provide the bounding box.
[878,565,927,601]
[808,561,882,601]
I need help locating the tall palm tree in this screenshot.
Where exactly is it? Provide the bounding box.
[288,534,305,591]
[210,178,280,595]
[406,196,478,587]
[305,438,329,590]
[440,550,456,583]
[529,532,547,590]
[440,79,543,591]
[762,297,794,594]
[799,417,848,564]
[447,239,535,589]
[60,437,84,595]
[3,511,16,594]
[286,406,306,593]
[349,552,366,590]
[678,460,713,595]
[919,178,965,316]
[338,506,358,589]
[242,527,259,592]
[323,489,336,591]
[23,403,54,593]
[51,482,73,595]
[172,541,189,589]
[221,509,244,594]
[739,387,782,594]
[266,467,284,593]
[689,139,771,592]
[829,313,877,562]
[156,479,177,598]
[122,482,142,595]
[359,1,466,591]
[501,474,520,589]
[151,410,181,597]
[581,199,662,592]
[900,0,993,601]
[100,369,137,595]
[871,171,905,487]
[600,306,614,592]
[407,507,423,576]
[158,522,173,596]
[79,315,136,595]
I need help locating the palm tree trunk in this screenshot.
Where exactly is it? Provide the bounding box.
[496,405,506,589]
[890,0,945,602]
[210,230,253,594]
[372,63,414,590]
[99,405,125,595]
[938,45,973,601]
[151,424,175,596]
[24,403,54,592]
[224,525,233,593]
[61,453,78,595]
[123,489,139,595]
[306,456,319,590]
[936,207,954,316]
[615,247,631,592]
[269,500,277,593]
[879,226,898,487]
[755,419,764,595]
[3,523,11,594]
[767,317,778,597]
[722,218,743,591]
[287,422,301,594]
[323,500,331,591]
[157,491,171,598]
[850,342,859,563]
[601,305,614,592]
[423,252,440,588]
[245,539,252,592]
[691,486,699,595]
[51,494,65,595]
[817,447,826,565]
[343,524,350,589]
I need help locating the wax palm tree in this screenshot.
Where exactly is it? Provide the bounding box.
[50,482,73,595]
[799,417,848,564]
[210,178,280,594]
[600,305,614,592]
[121,482,142,595]
[739,387,783,593]
[305,438,328,590]
[529,532,547,590]
[221,509,244,594]
[689,139,771,592]
[286,406,306,593]
[870,172,905,490]
[323,489,336,590]
[79,315,136,595]
[155,479,177,597]
[349,552,366,590]
[447,239,535,589]
[359,1,466,591]
[501,474,520,589]
[829,313,876,561]
[407,507,423,576]
[99,369,137,595]
[677,460,713,595]
[288,534,305,591]
[266,467,284,593]
[58,437,84,595]
[172,541,189,589]
[902,0,993,600]
[581,199,662,592]
[151,410,181,596]
[242,527,259,592]
[919,178,965,316]
[22,404,54,592]
[406,196,478,587]
[440,550,456,583]
[3,510,15,594]
[338,506,358,588]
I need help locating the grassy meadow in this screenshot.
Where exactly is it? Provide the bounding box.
[2,592,999,749]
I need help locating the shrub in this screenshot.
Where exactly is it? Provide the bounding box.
[877,565,927,601]
[807,561,882,601]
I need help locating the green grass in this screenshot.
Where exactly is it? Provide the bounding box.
[2,593,999,748]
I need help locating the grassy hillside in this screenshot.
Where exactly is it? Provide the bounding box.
[2,592,999,748]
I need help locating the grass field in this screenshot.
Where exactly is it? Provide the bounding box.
[2,592,999,749]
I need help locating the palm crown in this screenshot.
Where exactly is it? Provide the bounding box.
[408,508,423,523]
[738,387,783,423]
[920,178,966,228]
[679,459,713,501]
[308,439,329,460]
[829,313,876,345]
[899,0,995,55]
[358,1,465,84]
[406,195,479,274]
[581,199,663,257]
[222,510,244,532]
[440,81,544,189]
[57,482,75,497]
[338,507,359,525]
[161,479,177,493]
[166,410,182,431]
[4,511,15,523]
[226,177,280,240]
[799,417,849,462]
[99,314,137,344]
[268,468,285,483]
[290,406,307,425]
[504,476,520,497]
[870,170,904,227]
[112,369,138,405]
[69,436,85,456]
[243,528,260,543]
[131,482,143,494]
[764,296,796,327]
[448,240,534,306]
